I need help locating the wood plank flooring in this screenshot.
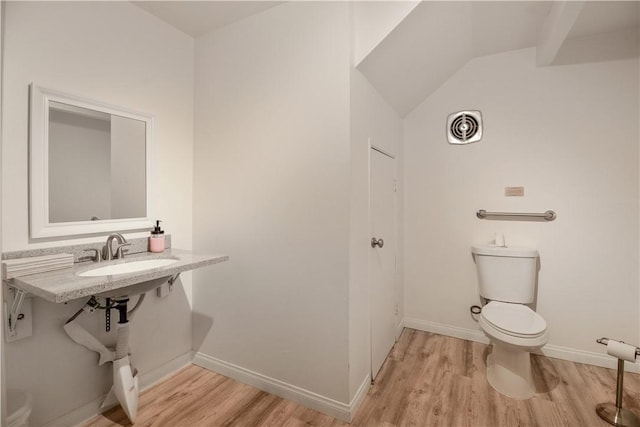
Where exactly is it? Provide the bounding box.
[85,329,640,427]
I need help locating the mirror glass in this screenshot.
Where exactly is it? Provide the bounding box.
[30,84,154,238]
[48,101,147,223]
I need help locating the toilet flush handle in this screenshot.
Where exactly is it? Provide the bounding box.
[371,237,384,248]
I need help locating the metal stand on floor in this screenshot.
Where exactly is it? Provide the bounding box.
[596,338,640,427]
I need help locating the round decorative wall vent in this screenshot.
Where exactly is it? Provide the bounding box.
[446,110,483,144]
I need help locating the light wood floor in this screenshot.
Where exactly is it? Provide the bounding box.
[85,328,640,427]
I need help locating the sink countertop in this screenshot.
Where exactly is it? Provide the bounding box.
[8,249,228,303]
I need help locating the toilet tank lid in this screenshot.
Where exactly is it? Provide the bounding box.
[471,245,538,258]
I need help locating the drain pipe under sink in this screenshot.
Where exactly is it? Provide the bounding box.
[101,298,139,423]
[64,295,145,424]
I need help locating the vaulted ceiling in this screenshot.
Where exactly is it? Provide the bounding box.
[133,1,282,37]
[357,1,640,117]
[133,1,639,118]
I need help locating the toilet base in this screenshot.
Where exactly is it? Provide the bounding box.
[486,343,535,399]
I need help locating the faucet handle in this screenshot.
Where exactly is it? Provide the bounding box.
[84,248,102,263]
[115,243,132,259]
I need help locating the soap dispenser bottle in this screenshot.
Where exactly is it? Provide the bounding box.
[150,220,165,253]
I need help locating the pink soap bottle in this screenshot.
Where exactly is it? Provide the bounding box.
[149,220,165,253]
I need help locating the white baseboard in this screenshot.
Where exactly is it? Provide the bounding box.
[541,343,640,373]
[45,351,192,427]
[396,318,405,339]
[404,317,490,345]
[404,317,639,373]
[139,351,194,389]
[193,352,355,421]
[349,374,371,422]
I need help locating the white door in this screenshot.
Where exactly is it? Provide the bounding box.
[370,147,397,380]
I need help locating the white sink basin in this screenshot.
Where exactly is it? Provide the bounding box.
[78,258,179,277]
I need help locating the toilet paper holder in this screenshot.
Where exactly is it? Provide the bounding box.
[595,337,640,427]
[597,337,640,357]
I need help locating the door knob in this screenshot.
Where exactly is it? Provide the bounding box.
[371,237,384,248]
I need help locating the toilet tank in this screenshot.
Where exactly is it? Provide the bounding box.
[471,245,539,304]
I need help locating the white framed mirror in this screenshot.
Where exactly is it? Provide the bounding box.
[29,84,154,238]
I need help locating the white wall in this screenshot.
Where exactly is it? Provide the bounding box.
[348,68,403,400]
[192,2,352,404]
[2,2,194,425]
[0,1,5,423]
[404,48,639,358]
[2,1,194,251]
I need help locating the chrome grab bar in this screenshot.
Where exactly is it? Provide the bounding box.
[476,209,556,221]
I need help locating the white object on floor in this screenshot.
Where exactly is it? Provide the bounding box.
[472,244,548,399]
[110,355,139,423]
[101,323,139,423]
[7,389,32,427]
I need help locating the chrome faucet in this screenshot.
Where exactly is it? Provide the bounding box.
[102,233,131,261]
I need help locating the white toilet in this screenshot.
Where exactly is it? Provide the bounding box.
[472,245,549,399]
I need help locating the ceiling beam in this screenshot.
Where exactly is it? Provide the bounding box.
[536,1,586,66]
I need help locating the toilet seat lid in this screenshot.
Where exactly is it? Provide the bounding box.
[481,301,547,337]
